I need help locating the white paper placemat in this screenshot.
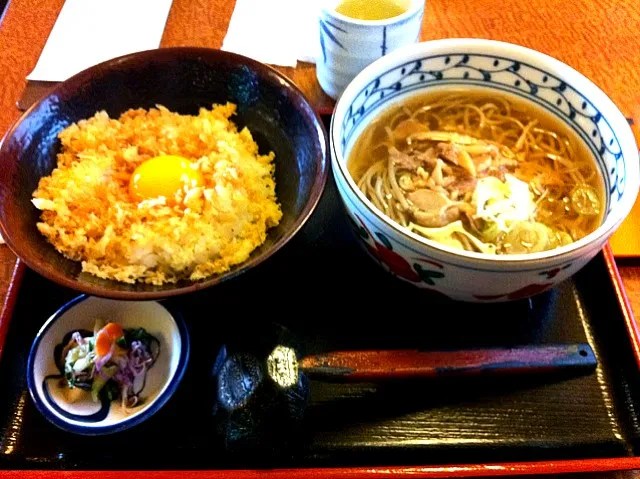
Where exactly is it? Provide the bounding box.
[27,0,174,82]
[221,0,321,67]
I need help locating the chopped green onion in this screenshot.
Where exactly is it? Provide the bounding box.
[570,185,601,216]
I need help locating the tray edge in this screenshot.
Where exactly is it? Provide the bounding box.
[603,244,640,369]
[5,457,640,478]
[0,258,24,362]
[1,251,639,476]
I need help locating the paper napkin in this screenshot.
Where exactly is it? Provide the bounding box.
[27,0,174,82]
[221,0,321,67]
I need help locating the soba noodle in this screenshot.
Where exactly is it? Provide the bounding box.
[348,91,604,255]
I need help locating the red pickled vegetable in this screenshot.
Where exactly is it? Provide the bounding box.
[95,322,125,357]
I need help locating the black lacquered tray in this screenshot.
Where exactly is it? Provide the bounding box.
[1,161,640,473]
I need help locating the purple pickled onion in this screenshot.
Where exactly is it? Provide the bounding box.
[131,341,148,357]
[121,384,128,409]
[94,341,115,371]
[129,362,142,376]
[88,334,158,408]
[71,332,85,346]
[129,356,149,375]
[113,354,128,370]
[128,341,152,376]
[114,367,133,384]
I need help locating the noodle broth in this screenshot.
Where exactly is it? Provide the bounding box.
[347,89,605,256]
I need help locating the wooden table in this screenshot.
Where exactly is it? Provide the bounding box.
[0,0,638,331]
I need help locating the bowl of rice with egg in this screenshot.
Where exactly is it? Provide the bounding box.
[0,48,328,299]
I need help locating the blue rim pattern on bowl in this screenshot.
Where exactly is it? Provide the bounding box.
[338,53,628,214]
[26,295,190,435]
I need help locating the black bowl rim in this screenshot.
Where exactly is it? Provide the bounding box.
[0,47,329,300]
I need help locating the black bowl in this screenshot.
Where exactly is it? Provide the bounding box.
[0,48,328,299]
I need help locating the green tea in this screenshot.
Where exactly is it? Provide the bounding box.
[335,0,408,20]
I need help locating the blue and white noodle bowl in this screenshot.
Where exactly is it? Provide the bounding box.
[331,38,639,302]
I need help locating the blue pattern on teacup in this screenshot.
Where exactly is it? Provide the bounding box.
[316,4,424,100]
[338,53,627,212]
[319,19,347,63]
[381,26,387,56]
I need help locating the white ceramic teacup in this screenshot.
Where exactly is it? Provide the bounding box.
[316,0,425,100]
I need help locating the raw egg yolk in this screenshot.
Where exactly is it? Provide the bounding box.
[129,155,203,203]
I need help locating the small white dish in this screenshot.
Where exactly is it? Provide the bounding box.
[27,295,189,435]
